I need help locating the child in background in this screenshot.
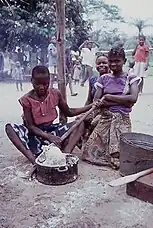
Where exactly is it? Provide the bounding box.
[65,48,78,96]
[79,40,99,86]
[13,61,24,91]
[132,35,149,93]
[73,59,82,85]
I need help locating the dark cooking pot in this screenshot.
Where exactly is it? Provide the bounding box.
[35,154,79,185]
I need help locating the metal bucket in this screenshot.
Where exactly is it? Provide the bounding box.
[120,133,153,176]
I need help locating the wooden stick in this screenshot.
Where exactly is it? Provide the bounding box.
[61,106,95,142]
[61,97,104,142]
[108,167,153,187]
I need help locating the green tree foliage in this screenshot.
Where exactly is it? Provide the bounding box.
[0,0,90,50]
[83,0,124,23]
[82,0,124,48]
[0,0,125,51]
[66,0,91,47]
[130,18,153,37]
[91,28,127,50]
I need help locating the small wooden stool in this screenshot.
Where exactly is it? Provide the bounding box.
[126,172,153,204]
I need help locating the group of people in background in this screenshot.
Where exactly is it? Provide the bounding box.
[0,34,150,95]
[47,35,100,96]
[0,46,35,91]
[0,45,43,91]
[0,51,25,91]
[48,34,150,96]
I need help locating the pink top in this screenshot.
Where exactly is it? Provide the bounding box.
[134,44,149,63]
[20,89,60,125]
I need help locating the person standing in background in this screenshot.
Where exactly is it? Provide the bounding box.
[24,45,31,66]
[133,35,149,93]
[65,48,78,96]
[0,51,4,80]
[48,36,57,84]
[3,51,11,79]
[73,59,82,85]
[17,48,26,67]
[13,61,24,91]
[70,45,80,66]
[31,47,38,69]
[70,45,82,84]
[79,39,99,87]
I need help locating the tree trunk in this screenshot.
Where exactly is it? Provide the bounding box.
[55,0,66,101]
[55,0,67,123]
[40,47,47,65]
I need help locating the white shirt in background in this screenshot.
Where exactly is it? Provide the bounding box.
[4,56,11,74]
[48,43,57,67]
[70,50,79,61]
[24,51,30,62]
[81,47,97,68]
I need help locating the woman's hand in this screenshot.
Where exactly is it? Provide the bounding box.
[103,94,112,100]
[47,134,62,148]
[93,99,104,109]
[93,97,111,108]
[76,113,93,124]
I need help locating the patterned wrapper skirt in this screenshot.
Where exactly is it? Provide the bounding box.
[82,110,131,168]
[11,122,73,155]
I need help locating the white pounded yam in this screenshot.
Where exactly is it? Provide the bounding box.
[40,144,67,167]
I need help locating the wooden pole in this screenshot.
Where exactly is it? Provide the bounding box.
[55,0,66,102]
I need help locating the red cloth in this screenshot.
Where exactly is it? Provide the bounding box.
[134,44,149,63]
[20,88,59,125]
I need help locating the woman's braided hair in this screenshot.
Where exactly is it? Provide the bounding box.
[108,47,125,59]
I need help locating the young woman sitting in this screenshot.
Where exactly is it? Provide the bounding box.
[5,66,93,165]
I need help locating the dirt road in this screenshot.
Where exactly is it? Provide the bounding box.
[1,78,153,228]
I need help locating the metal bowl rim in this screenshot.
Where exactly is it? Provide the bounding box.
[35,153,79,168]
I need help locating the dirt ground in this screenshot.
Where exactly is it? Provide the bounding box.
[1,78,153,228]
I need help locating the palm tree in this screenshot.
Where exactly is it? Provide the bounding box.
[130,18,153,36]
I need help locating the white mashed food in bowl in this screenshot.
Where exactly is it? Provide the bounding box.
[36,144,67,167]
